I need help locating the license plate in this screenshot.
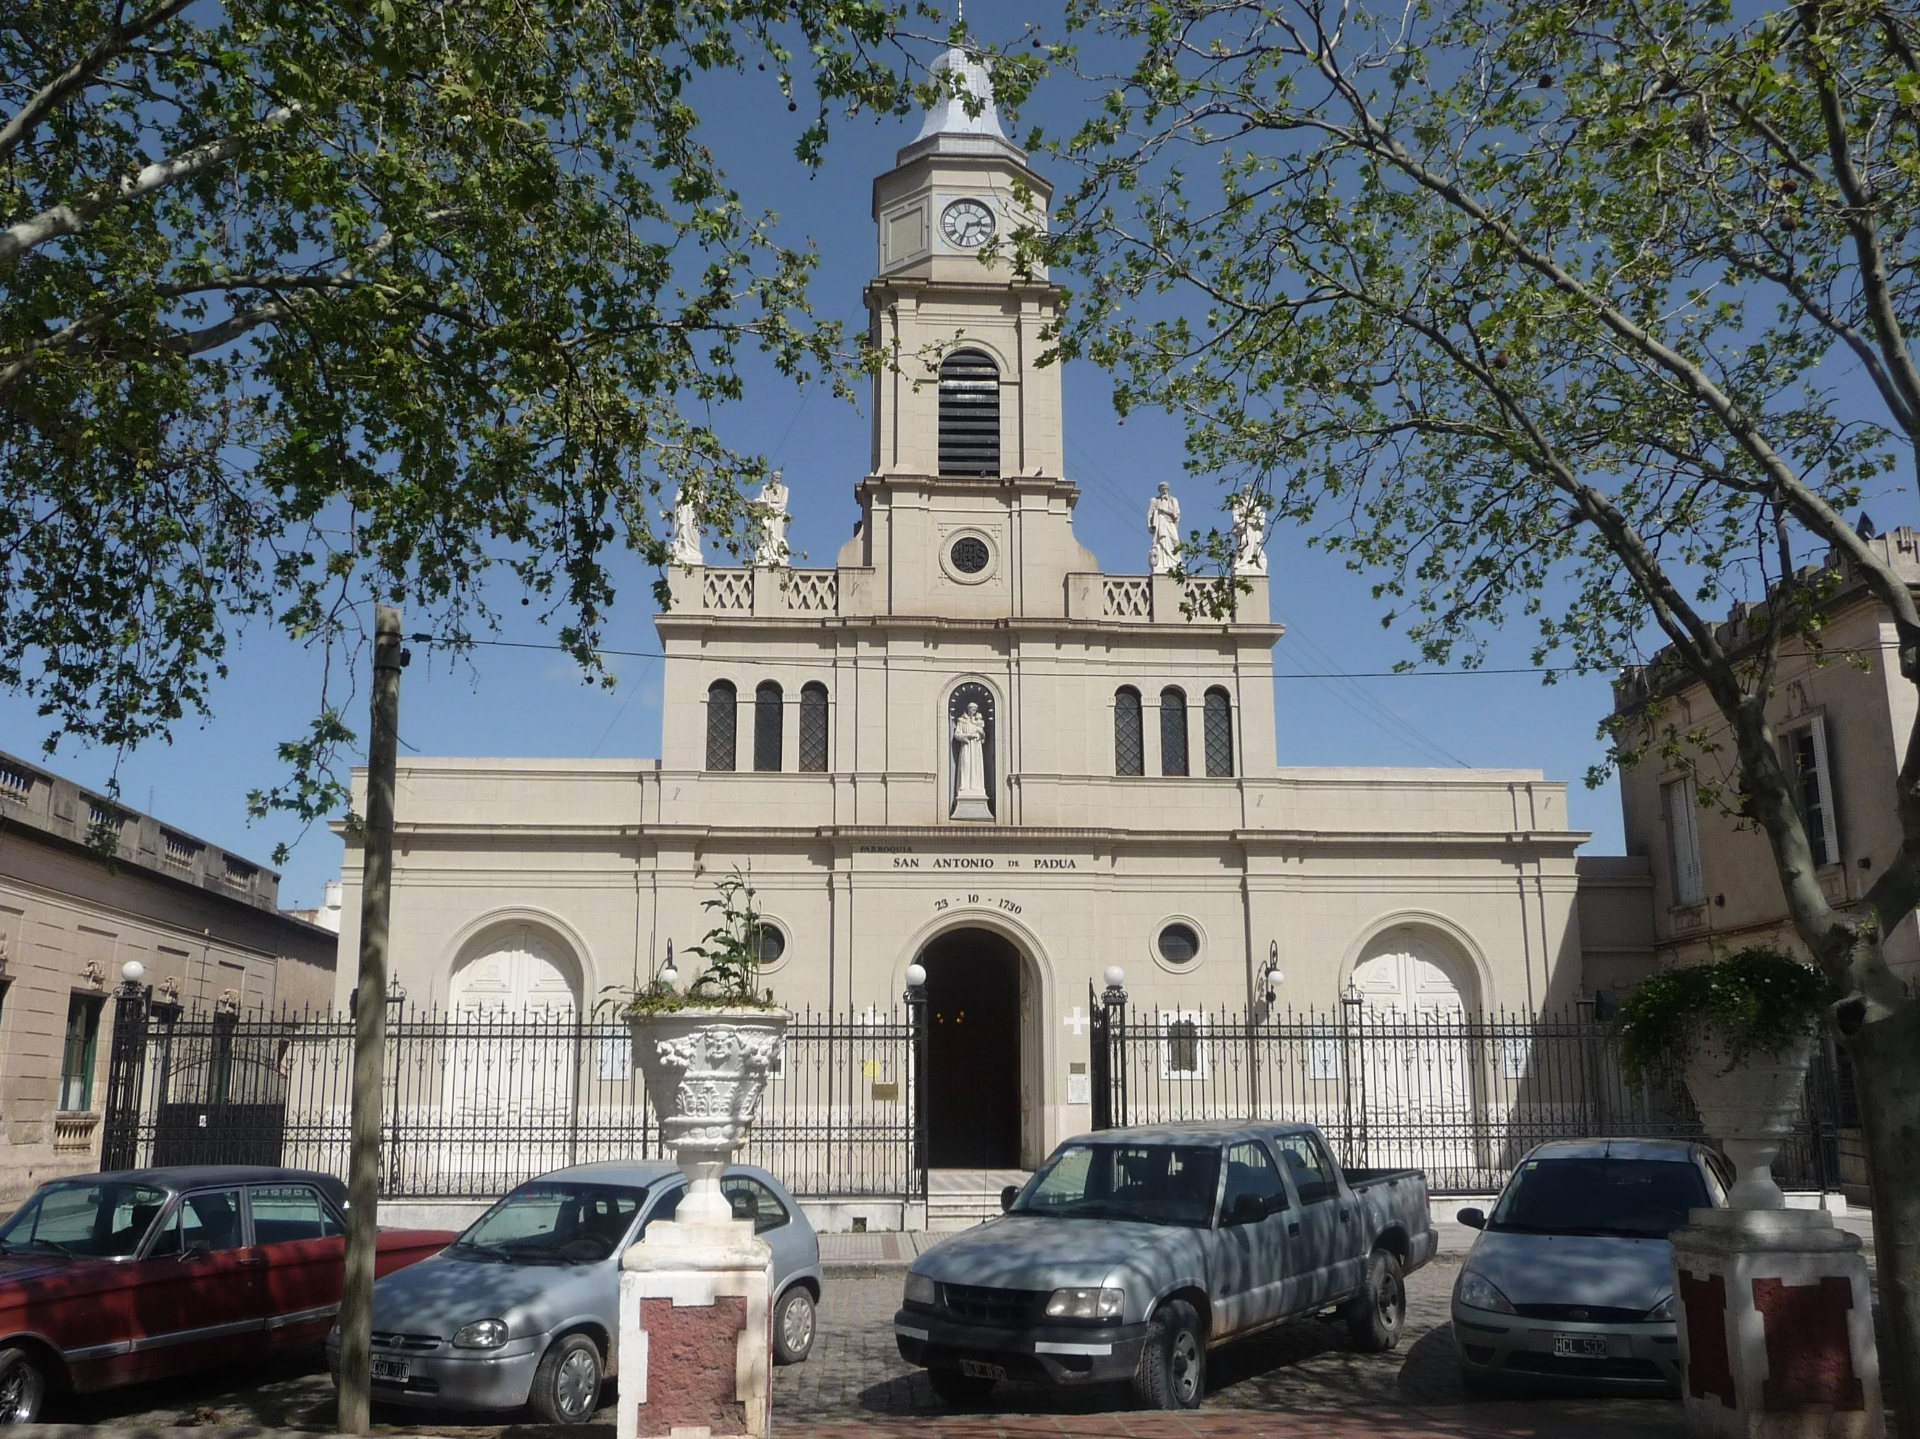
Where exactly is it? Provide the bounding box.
[1552,1334,1609,1359]
[957,1359,1007,1381]
[370,1356,410,1383]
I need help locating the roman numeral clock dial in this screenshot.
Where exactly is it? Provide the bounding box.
[941,198,995,249]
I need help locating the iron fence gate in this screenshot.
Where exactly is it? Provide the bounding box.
[1088,986,1852,1196]
[99,988,929,1202]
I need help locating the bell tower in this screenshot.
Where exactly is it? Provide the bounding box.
[846,48,1094,618]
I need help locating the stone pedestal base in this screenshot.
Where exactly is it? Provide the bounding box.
[618,1217,773,1439]
[1672,1207,1881,1439]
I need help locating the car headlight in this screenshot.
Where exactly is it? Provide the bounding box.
[1645,1293,1674,1322]
[1455,1270,1518,1315]
[903,1273,936,1307]
[1044,1287,1125,1321]
[451,1318,510,1350]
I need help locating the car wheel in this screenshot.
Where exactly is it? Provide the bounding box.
[1131,1299,1204,1410]
[927,1367,996,1405]
[773,1285,816,1365]
[1346,1249,1406,1353]
[528,1333,602,1425]
[0,1348,49,1425]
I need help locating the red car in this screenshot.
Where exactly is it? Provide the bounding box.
[0,1165,453,1423]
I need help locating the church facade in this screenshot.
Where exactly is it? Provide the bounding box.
[332,53,1614,1172]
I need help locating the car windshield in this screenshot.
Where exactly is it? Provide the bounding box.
[453,1182,648,1265]
[0,1180,169,1258]
[1012,1144,1222,1228]
[1491,1156,1709,1238]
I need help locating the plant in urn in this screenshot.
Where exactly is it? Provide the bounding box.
[609,870,788,1226]
[1613,946,1828,1209]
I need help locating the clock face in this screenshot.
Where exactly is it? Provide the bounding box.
[941,198,996,249]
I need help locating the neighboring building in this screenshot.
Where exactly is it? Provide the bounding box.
[334,50,1628,1173]
[1613,527,1920,987]
[284,878,345,933]
[0,749,338,1199]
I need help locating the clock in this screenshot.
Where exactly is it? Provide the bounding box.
[941,198,996,249]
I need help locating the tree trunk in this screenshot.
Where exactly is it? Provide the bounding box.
[1843,986,1920,1437]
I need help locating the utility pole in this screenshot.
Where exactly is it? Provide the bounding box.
[337,606,403,1436]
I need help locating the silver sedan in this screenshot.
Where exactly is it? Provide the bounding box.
[327,1161,822,1423]
[1452,1138,1728,1392]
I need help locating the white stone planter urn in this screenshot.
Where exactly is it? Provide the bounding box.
[1683,1031,1816,1211]
[629,1007,789,1226]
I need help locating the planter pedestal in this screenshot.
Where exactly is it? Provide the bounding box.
[617,1217,773,1439]
[616,1009,787,1439]
[1671,1208,1880,1439]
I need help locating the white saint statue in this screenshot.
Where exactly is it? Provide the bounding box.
[950,702,992,820]
[668,486,704,567]
[1147,482,1181,574]
[752,469,790,567]
[1229,484,1269,576]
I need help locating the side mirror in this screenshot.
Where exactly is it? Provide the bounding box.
[177,1242,211,1261]
[1456,1207,1487,1231]
[1229,1194,1264,1226]
[999,1185,1020,1214]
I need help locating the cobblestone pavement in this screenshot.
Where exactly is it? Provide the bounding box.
[36,1252,1683,1435]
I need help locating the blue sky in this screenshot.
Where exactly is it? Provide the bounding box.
[13,1,1852,909]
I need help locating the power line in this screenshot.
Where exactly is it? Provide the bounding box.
[421,634,1610,679]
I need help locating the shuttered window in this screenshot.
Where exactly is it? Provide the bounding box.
[754,681,784,772]
[705,681,737,771]
[1664,776,1705,906]
[1114,688,1144,776]
[1203,688,1234,777]
[938,350,1000,477]
[1786,715,1840,868]
[799,683,829,772]
[1160,688,1189,777]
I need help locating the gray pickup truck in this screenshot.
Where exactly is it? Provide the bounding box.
[894,1120,1436,1409]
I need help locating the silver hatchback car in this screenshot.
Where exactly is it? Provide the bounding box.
[1452,1138,1729,1392]
[328,1161,823,1423]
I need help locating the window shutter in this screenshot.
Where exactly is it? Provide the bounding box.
[1809,714,1840,867]
[1667,777,1704,906]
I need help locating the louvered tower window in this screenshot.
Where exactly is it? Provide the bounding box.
[1114,687,1144,776]
[1204,687,1234,777]
[1160,688,1189,776]
[938,349,1001,477]
[799,683,829,772]
[754,681,784,772]
[705,681,737,771]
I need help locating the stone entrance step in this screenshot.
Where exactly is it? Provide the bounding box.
[926,1168,1031,1231]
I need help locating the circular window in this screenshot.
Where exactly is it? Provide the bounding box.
[1157,923,1201,964]
[950,536,990,574]
[754,924,786,965]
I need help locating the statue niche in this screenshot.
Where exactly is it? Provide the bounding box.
[948,683,996,821]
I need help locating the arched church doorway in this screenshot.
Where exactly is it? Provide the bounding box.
[919,927,1023,1169]
[1347,924,1477,1188]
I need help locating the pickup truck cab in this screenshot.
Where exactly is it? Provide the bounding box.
[894,1121,1436,1409]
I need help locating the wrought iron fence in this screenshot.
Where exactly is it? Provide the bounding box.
[100,990,926,1202]
[1090,988,1851,1196]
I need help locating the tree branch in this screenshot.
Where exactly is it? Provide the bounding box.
[0,0,196,162]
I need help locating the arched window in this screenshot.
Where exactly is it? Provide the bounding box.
[799,682,829,772]
[1160,687,1189,776]
[754,681,784,772]
[1204,687,1234,777]
[705,681,736,771]
[938,349,1000,477]
[1114,687,1144,776]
